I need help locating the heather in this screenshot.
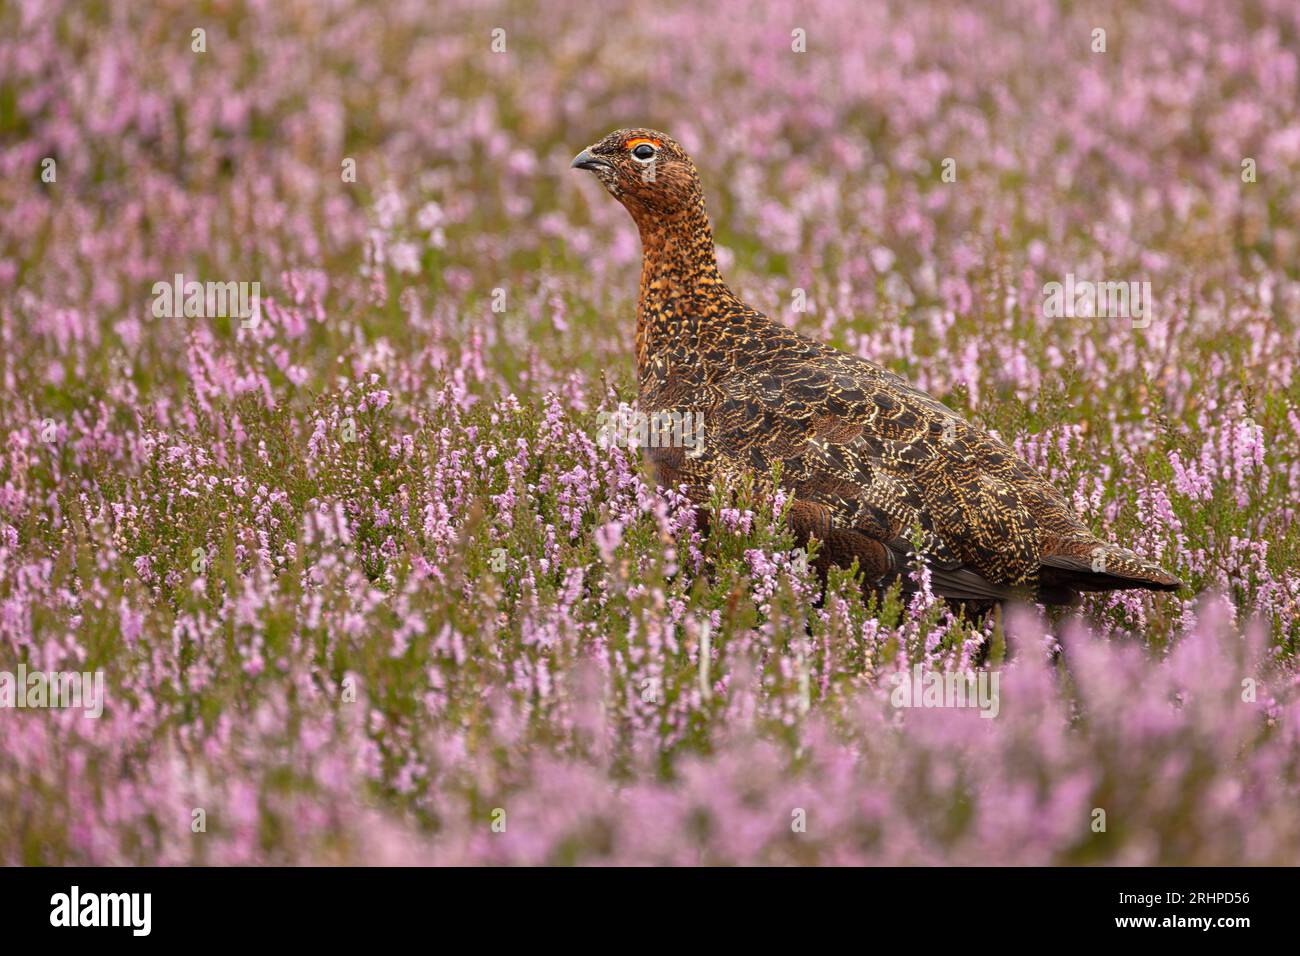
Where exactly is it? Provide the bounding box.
[1,0,1299,864]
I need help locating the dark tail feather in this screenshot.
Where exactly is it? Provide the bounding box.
[1039,545,1182,597]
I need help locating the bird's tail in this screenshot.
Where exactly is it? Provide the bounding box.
[1039,540,1182,595]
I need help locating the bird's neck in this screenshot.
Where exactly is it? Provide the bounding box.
[633,198,736,372]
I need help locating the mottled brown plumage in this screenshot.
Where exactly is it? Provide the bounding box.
[572,128,1182,604]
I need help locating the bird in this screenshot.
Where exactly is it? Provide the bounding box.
[571,128,1182,605]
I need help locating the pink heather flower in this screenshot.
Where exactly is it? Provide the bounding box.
[595,520,624,563]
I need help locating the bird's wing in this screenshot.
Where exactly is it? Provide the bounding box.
[703,342,1074,588]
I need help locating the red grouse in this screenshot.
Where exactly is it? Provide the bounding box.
[571,128,1182,604]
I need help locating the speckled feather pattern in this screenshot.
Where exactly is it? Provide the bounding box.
[575,128,1183,604]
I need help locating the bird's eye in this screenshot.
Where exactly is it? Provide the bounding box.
[631,143,656,161]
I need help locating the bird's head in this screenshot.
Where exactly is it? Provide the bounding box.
[570,128,703,224]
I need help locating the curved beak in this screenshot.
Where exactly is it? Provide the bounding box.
[571,149,612,172]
